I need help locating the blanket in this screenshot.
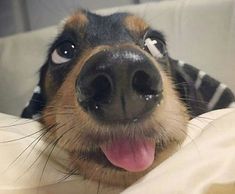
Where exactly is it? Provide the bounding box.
[0,109,235,194]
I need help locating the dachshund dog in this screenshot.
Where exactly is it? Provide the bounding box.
[21,9,234,187]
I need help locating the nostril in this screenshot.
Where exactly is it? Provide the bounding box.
[91,75,112,103]
[132,70,160,96]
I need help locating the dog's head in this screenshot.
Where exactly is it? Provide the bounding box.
[36,10,188,187]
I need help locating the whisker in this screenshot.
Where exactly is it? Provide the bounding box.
[4,124,56,171]
[39,137,60,185]
[15,118,76,182]
[23,123,61,162]
[0,111,73,144]
[156,119,201,155]
[174,81,191,86]
[0,129,44,143]
[97,181,101,194]
[178,97,209,104]
[162,110,214,130]
[56,165,79,183]
[0,111,73,128]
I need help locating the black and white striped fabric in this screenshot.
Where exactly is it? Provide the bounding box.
[169,58,235,117]
[21,38,235,119]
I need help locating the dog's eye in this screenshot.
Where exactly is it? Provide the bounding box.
[51,41,76,64]
[143,30,167,58]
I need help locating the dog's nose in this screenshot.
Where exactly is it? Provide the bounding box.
[76,48,163,123]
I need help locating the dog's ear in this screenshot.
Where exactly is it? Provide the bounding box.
[21,63,48,119]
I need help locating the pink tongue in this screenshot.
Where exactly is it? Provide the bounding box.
[100,138,155,172]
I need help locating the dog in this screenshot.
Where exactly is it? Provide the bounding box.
[21,9,235,188]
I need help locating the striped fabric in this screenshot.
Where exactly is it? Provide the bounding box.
[168,58,235,117]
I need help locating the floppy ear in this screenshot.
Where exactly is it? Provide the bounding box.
[21,63,48,119]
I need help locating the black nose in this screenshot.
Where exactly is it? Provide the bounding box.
[76,48,163,123]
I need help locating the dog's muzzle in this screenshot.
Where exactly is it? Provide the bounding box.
[76,47,163,123]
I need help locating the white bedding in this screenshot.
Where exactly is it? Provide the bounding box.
[0,108,235,194]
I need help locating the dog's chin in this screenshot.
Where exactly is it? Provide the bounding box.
[68,131,180,187]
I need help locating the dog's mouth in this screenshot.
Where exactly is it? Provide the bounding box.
[100,137,155,172]
[71,128,162,173]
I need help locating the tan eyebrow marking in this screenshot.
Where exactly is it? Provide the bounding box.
[65,10,88,29]
[123,15,149,36]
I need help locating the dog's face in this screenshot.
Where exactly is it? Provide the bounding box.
[40,10,189,187]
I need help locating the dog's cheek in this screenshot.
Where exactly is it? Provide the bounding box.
[151,66,189,143]
[47,76,92,151]
[41,48,103,151]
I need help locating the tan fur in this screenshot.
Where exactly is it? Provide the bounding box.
[65,10,88,31]
[42,15,189,187]
[123,15,149,37]
[44,71,56,101]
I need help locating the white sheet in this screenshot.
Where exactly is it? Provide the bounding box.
[0,108,235,194]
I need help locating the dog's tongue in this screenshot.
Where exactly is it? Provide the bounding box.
[100,138,155,172]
